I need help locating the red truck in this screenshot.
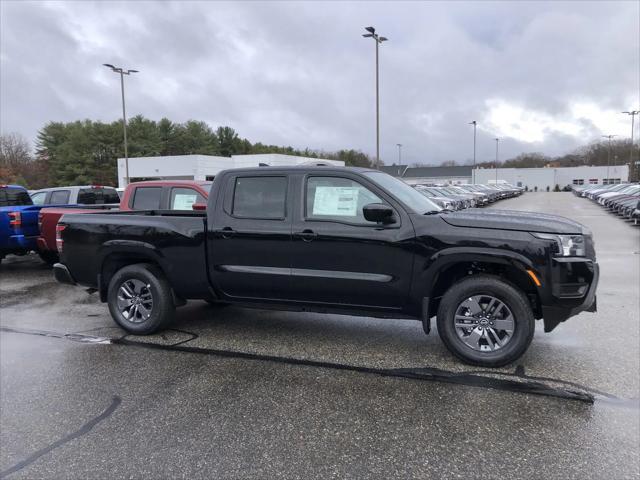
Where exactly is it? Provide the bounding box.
[37,180,211,264]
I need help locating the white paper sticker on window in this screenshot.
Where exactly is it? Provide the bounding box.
[313,186,359,217]
[172,193,198,210]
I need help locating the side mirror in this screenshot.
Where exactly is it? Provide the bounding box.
[363,203,394,224]
[192,203,207,211]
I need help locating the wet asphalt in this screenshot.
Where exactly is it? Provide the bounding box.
[1,192,639,479]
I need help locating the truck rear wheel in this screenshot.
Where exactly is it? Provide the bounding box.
[436,275,535,367]
[107,263,175,335]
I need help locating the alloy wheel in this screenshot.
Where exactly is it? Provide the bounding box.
[116,278,153,323]
[454,295,515,352]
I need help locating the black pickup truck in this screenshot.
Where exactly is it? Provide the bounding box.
[53,167,599,366]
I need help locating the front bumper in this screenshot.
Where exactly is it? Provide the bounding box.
[53,263,76,285]
[541,258,599,332]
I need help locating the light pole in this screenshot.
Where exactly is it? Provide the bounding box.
[494,138,499,184]
[362,26,388,169]
[602,134,616,184]
[396,143,402,164]
[622,110,639,181]
[469,121,477,183]
[103,64,139,186]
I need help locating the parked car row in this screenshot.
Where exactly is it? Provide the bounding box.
[573,183,640,224]
[0,181,212,265]
[413,183,523,210]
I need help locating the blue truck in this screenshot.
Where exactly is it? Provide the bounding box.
[0,184,44,265]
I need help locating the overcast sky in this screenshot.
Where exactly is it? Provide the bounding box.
[1,1,638,165]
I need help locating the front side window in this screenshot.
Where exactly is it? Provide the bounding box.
[306,176,383,224]
[131,187,162,210]
[232,176,287,219]
[49,190,71,204]
[30,192,46,206]
[170,188,206,210]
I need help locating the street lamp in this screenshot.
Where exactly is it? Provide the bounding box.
[469,121,477,183]
[622,110,639,180]
[494,138,500,184]
[396,143,402,164]
[362,26,388,169]
[602,134,616,184]
[103,64,139,186]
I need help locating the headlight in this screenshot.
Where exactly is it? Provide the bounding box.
[532,233,585,257]
[443,201,453,209]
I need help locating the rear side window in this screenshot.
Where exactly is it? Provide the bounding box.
[170,188,206,210]
[0,188,33,207]
[49,190,71,204]
[232,176,286,219]
[131,187,162,210]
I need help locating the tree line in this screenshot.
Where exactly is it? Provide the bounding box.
[1,116,637,188]
[0,116,375,188]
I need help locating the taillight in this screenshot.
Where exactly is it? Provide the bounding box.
[56,223,67,253]
[8,211,21,228]
[38,211,44,230]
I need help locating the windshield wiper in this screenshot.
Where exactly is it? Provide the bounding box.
[423,210,444,215]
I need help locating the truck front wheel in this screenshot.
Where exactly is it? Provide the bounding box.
[436,275,535,367]
[107,263,175,335]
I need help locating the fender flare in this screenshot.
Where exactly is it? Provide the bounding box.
[97,240,169,301]
[417,247,538,334]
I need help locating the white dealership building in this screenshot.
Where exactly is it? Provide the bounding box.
[117,153,344,188]
[473,164,629,191]
[381,164,629,191]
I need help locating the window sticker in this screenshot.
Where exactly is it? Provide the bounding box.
[173,193,198,210]
[313,186,359,217]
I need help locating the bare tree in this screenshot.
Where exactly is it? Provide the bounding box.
[0,133,32,169]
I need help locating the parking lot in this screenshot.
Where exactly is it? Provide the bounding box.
[1,192,638,479]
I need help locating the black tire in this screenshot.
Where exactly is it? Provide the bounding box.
[38,250,59,266]
[436,275,535,367]
[107,263,175,335]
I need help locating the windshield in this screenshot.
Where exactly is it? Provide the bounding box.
[364,172,442,213]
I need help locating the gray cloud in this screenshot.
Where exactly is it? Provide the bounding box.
[1,1,638,165]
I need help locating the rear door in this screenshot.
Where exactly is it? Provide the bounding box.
[207,173,293,300]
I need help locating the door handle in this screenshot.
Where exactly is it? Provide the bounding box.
[295,229,317,242]
[217,227,236,239]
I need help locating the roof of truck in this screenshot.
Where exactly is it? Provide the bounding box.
[126,180,212,187]
[217,166,375,175]
[31,185,118,193]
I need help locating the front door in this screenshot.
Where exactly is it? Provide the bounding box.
[208,173,293,300]
[287,173,415,310]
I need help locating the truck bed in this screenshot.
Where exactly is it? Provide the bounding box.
[59,211,210,299]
